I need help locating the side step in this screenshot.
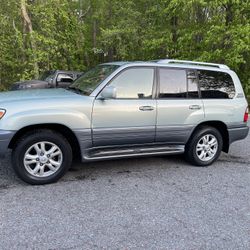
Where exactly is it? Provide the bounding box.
[83,144,185,161]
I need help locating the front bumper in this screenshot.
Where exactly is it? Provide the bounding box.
[0,130,15,158]
[228,125,249,144]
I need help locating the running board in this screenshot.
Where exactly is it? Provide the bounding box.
[83,144,185,161]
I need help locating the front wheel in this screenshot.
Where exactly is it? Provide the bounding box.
[185,126,223,166]
[12,129,72,185]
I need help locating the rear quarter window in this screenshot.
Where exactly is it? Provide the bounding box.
[198,70,235,99]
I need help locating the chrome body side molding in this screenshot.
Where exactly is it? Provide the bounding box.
[81,143,185,161]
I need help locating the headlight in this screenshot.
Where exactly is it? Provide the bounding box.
[0,109,6,119]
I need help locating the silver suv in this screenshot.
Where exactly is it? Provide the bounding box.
[0,60,249,185]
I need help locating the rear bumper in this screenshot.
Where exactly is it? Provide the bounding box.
[228,125,249,144]
[0,130,15,158]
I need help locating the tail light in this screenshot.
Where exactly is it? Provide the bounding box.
[244,107,249,123]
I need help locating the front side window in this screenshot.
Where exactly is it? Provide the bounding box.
[108,67,154,99]
[198,70,235,99]
[39,71,55,81]
[158,68,187,98]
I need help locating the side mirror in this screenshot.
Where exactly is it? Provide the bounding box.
[48,78,53,87]
[100,86,117,100]
[58,78,74,83]
[57,74,74,83]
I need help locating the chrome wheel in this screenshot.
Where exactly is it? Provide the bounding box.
[23,141,63,177]
[196,134,218,162]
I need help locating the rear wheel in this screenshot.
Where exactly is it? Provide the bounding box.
[185,126,223,166]
[12,129,72,185]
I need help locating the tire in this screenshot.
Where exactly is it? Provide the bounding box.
[185,126,223,166]
[12,129,72,185]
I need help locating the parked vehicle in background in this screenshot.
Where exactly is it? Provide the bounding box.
[0,59,248,185]
[11,70,84,90]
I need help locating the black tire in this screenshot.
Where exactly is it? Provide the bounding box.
[12,129,72,185]
[185,126,223,166]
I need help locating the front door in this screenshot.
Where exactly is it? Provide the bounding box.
[92,67,156,147]
[156,67,205,144]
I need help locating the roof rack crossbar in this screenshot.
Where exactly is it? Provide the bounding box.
[157,59,230,69]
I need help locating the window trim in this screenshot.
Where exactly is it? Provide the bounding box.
[96,66,157,100]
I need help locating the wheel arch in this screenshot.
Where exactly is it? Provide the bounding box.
[188,121,229,153]
[8,123,82,160]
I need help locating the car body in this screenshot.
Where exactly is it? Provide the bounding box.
[0,59,248,184]
[11,70,83,90]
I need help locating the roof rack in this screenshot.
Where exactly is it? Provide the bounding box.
[157,59,230,69]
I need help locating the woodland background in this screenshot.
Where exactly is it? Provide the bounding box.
[0,0,249,96]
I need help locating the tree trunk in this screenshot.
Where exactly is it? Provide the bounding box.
[93,19,97,48]
[225,1,233,25]
[20,0,39,78]
[171,16,178,56]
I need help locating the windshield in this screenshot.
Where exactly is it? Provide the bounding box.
[69,64,119,95]
[39,71,55,81]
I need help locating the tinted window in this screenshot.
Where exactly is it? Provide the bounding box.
[187,70,199,98]
[159,68,187,98]
[39,71,55,81]
[109,68,154,99]
[198,70,235,99]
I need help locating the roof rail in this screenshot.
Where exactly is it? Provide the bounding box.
[157,59,230,70]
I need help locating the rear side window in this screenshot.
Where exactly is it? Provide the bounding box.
[198,70,235,99]
[158,68,187,98]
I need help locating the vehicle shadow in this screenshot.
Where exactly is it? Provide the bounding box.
[0,153,188,187]
[1,139,249,188]
[65,154,189,182]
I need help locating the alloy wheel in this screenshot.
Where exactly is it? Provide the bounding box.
[23,141,63,177]
[196,134,218,162]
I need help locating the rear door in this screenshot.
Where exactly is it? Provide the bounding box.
[156,67,205,144]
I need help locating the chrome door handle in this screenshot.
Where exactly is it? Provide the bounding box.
[139,106,154,111]
[189,105,201,110]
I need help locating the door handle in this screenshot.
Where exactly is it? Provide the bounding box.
[189,105,201,110]
[139,106,154,111]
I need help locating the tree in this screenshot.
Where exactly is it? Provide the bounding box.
[0,0,249,96]
[20,0,39,78]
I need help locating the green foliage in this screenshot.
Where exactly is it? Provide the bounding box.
[0,0,249,94]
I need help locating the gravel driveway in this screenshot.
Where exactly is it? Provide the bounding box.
[0,135,249,250]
